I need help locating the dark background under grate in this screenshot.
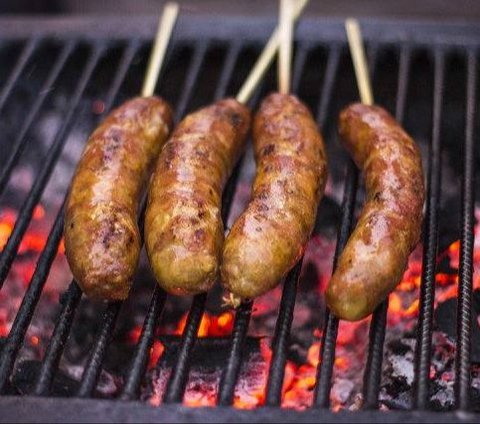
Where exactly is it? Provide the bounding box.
[0,13,480,423]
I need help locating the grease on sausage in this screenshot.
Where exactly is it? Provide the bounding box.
[64,96,173,301]
[145,98,250,295]
[221,93,328,299]
[326,103,425,321]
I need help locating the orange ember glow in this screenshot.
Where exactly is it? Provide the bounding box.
[3,198,480,412]
[174,311,234,338]
[0,207,51,255]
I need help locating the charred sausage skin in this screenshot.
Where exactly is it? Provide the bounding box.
[64,96,173,301]
[221,93,328,299]
[145,98,250,295]
[326,103,425,321]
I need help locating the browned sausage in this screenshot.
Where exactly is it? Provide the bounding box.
[64,96,173,301]
[326,103,425,321]
[221,93,328,300]
[145,98,250,295]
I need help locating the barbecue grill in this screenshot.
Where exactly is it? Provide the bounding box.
[0,11,480,423]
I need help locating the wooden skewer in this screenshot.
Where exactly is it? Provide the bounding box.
[141,2,180,97]
[345,18,374,105]
[278,0,294,94]
[236,0,309,104]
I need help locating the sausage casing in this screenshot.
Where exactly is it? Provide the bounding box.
[221,93,328,299]
[326,103,425,321]
[145,98,250,295]
[64,96,173,301]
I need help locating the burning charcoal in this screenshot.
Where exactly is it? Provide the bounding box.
[143,336,274,408]
[435,289,480,363]
[11,360,79,396]
[331,378,355,405]
[61,365,121,398]
[379,337,415,410]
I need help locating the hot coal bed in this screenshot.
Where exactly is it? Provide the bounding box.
[0,14,480,423]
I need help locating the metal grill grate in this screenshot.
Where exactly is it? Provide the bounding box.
[0,14,479,423]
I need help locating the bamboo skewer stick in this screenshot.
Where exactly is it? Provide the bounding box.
[278,0,294,94]
[345,18,374,105]
[236,0,309,104]
[141,2,179,97]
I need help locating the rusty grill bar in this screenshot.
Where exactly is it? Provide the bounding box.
[0,14,479,423]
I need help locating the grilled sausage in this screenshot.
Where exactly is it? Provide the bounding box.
[64,96,173,301]
[221,93,328,300]
[145,98,250,295]
[326,103,425,321]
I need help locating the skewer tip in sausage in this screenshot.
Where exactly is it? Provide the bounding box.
[221,93,328,300]
[145,98,250,296]
[64,96,173,301]
[326,103,425,321]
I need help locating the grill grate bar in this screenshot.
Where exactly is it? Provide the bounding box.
[122,41,238,404]
[454,49,477,411]
[312,45,359,409]
[31,42,139,396]
[119,41,240,402]
[315,45,341,125]
[264,44,317,407]
[0,42,103,290]
[163,292,208,403]
[265,262,302,406]
[0,38,38,114]
[361,45,412,409]
[413,49,445,410]
[217,300,252,406]
[291,43,309,94]
[120,287,167,400]
[33,281,83,395]
[0,202,65,394]
[0,41,75,201]
[174,42,209,122]
[0,41,139,396]
[77,302,122,398]
[314,162,358,408]
[214,42,241,103]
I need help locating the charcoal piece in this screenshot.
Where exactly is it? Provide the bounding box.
[157,336,262,371]
[434,289,480,363]
[11,360,79,397]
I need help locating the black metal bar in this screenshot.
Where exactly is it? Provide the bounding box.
[33,281,83,396]
[362,300,388,409]
[0,43,104,291]
[163,292,208,403]
[313,163,358,408]
[31,42,140,396]
[0,41,138,396]
[217,300,252,406]
[102,42,140,114]
[310,45,356,409]
[0,203,65,394]
[263,45,311,407]
[157,39,251,404]
[413,49,445,410]
[265,261,302,406]
[119,288,167,401]
[454,50,477,411]
[361,45,412,410]
[120,40,237,403]
[395,45,412,125]
[0,38,38,114]
[77,302,122,398]
[316,45,341,124]
[174,42,209,122]
[0,41,75,199]
[214,42,241,101]
[291,44,309,94]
